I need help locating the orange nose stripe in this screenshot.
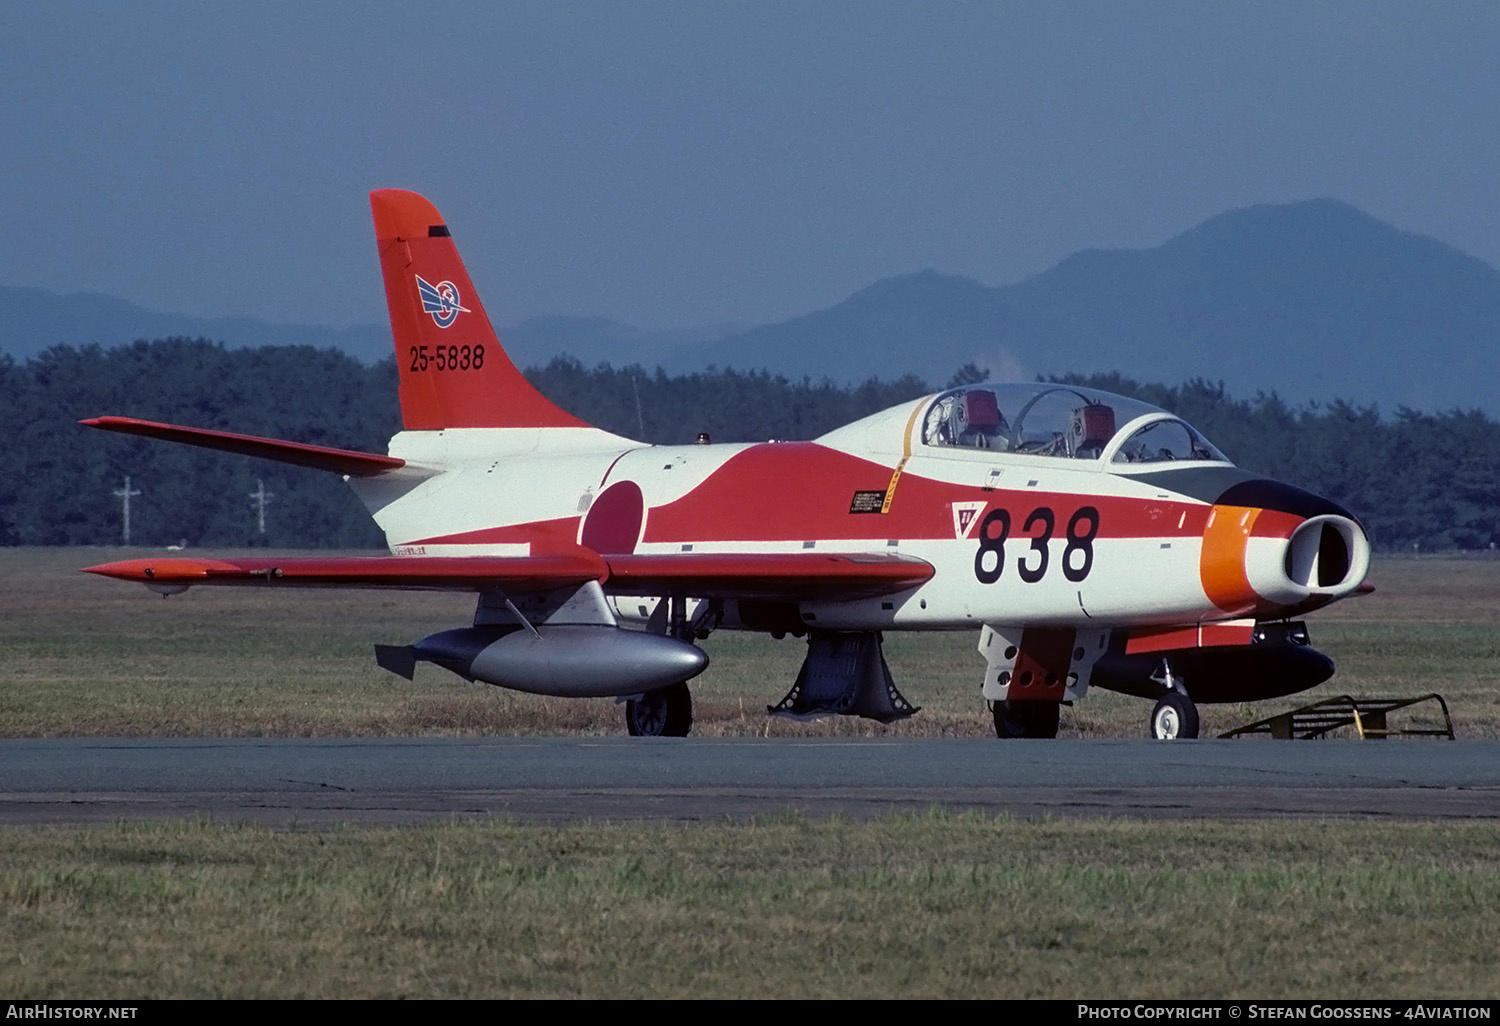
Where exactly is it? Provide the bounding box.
[1200,505,1261,615]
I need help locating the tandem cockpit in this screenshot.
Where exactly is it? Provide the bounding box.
[922,383,1229,468]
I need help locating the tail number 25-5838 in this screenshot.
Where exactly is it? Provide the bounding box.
[409,344,486,372]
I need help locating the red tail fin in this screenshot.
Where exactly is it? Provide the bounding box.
[370,189,586,430]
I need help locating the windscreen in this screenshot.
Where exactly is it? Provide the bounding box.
[921,383,1228,465]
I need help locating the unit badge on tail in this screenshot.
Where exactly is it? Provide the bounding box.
[416,275,471,328]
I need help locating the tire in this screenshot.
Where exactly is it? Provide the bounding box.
[625,681,693,737]
[1149,692,1200,740]
[992,699,1060,739]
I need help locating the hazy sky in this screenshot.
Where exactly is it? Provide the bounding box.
[2,2,1497,332]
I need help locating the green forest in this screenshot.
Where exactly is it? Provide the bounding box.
[2,338,1496,552]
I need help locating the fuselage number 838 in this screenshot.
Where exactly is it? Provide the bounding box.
[973,505,1099,585]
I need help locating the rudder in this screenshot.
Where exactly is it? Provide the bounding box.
[370,189,586,430]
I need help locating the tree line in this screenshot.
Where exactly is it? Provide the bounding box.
[0,339,1494,551]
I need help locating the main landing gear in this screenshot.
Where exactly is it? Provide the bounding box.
[623,593,709,737]
[991,699,1060,739]
[625,681,694,737]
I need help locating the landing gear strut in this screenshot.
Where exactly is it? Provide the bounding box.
[625,594,703,737]
[626,681,693,737]
[992,699,1060,739]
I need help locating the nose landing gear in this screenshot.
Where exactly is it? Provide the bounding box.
[1149,691,1200,740]
[1148,659,1200,739]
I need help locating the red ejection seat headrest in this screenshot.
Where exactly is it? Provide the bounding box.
[963,390,1001,430]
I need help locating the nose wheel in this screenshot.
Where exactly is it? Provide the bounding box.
[1149,691,1199,740]
[625,681,693,737]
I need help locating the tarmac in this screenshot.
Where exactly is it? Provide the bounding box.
[3,736,1497,826]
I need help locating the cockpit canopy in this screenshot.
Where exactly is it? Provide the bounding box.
[922,383,1229,467]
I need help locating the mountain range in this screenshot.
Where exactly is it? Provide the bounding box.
[5,198,1498,415]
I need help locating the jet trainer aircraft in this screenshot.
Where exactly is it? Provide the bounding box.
[82,189,1372,739]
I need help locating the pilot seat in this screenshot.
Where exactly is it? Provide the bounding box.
[1070,403,1116,458]
[950,390,1006,448]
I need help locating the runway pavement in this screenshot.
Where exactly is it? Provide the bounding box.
[3,737,1497,826]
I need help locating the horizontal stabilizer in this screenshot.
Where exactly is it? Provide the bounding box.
[603,552,933,600]
[82,553,608,592]
[80,416,422,478]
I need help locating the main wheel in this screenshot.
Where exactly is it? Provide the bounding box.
[1149,692,1200,740]
[625,681,693,737]
[992,699,1060,739]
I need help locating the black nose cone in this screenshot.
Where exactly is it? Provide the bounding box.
[1213,478,1357,522]
[1129,466,1359,523]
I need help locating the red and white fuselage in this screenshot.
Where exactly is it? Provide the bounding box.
[363,393,1367,634]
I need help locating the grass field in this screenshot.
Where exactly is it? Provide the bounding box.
[3,548,1498,999]
[2,547,1497,739]
[3,815,1498,999]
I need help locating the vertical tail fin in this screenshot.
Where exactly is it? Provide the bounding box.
[370,189,587,430]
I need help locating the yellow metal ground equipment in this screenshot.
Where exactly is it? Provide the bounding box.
[1220,694,1454,740]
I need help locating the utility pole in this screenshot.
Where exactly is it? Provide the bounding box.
[113,476,141,545]
[249,479,274,537]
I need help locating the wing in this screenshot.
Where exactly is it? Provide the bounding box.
[80,416,431,478]
[83,553,608,592]
[83,551,932,600]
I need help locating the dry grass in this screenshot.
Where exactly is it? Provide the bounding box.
[2,814,1497,999]
[2,547,1498,738]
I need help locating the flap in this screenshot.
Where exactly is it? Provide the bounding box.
[602,551,933,600]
